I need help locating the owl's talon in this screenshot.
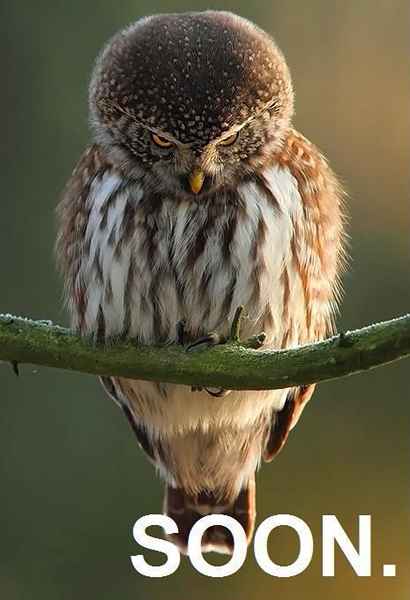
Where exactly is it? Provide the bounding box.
[185,307,251,398]
[190,385,229,397]
[242,332,267,349]
[191,385,204,392]
[186,332,226,353]
[229,306,266,349]
[204,387,230,398]
[185,305,247,352]
[186,330,229,397]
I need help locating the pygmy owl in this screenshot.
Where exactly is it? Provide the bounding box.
[56,11,345,554]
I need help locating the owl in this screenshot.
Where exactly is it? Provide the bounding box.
[56,11,345,555]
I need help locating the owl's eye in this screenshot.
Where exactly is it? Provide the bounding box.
[151,133,174,148]
[218,132,239,147]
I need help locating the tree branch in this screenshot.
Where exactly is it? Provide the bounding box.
[0,313,409,390]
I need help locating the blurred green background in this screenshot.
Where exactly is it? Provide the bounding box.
[1,0,409,598]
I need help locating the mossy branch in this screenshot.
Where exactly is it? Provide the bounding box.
[0,313,409,390]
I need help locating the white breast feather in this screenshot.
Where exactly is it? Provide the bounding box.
[74,164,307,433]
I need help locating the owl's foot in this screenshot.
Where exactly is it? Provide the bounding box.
[228,304,267,349]
[185,331,226,352]
[191,385,229,398]
[185,305,243,352]
[175,320,228,395]
[185,305,267,352]
[183,306,266,397]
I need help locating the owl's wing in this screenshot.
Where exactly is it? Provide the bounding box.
[100,376,156,461]
[56,145,157,459]
[263,129,346,462]
[56,144,110,331]
[264,385,316,461]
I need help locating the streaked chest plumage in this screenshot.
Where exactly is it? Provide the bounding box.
[57,132,344,500]
[75,163,307,352]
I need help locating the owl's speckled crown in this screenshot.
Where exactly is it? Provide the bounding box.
[89,11,294,146]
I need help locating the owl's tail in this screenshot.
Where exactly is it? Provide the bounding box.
[164,476,256,555]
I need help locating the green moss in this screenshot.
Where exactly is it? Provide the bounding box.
[0,313,409,390]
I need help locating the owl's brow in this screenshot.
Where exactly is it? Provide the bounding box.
[236,98,280,130]
[97,98,185,145]
[213,97,281,143]
[97,98,136,121]
[99,96,280,145]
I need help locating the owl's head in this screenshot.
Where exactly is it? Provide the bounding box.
[89,11,293,197]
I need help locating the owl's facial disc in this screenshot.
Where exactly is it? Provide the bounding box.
[145,123,245,195]
[90,11,294,191]
[185,129,242,194]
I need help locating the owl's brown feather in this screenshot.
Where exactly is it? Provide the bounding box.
[278,130,346,341]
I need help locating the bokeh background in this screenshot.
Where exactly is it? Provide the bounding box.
[1,1,409,598]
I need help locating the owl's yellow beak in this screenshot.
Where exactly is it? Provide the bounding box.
[188,168,205,194]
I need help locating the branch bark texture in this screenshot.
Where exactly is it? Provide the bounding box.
[0,313,409,390]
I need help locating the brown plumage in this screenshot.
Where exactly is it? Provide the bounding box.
[56,11,346,555]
